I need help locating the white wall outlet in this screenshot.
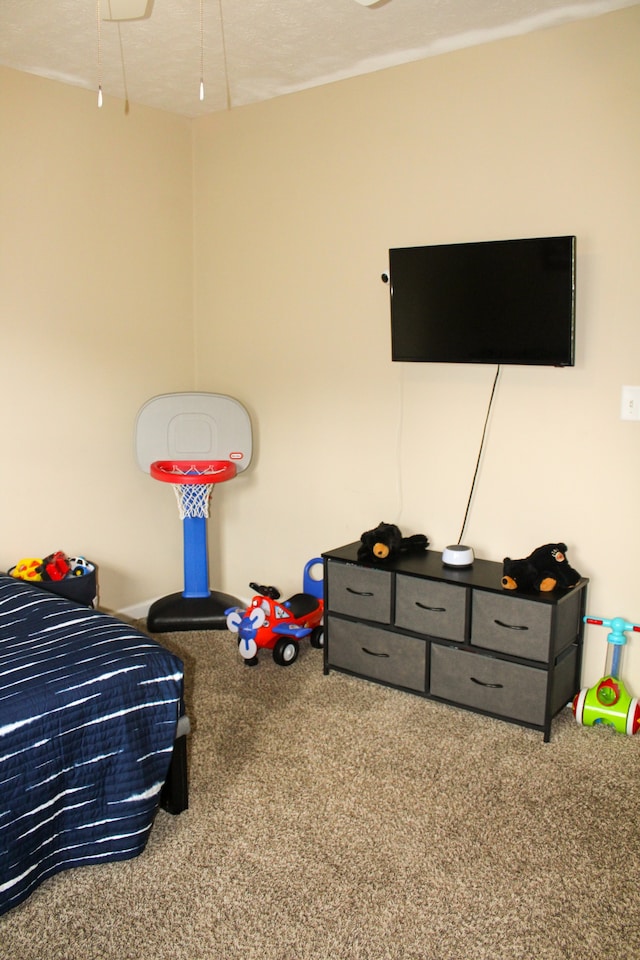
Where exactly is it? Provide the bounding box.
[620,386,640,421]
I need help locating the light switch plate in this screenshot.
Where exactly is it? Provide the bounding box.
[621,386,640,421]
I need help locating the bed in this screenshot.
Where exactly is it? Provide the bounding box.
[0,573,187,916]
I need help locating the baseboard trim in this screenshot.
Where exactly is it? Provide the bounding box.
[116,598,156,621]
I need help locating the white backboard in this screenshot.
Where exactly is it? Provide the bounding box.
[135,393,252,474]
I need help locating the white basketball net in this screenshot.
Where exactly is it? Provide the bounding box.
[153,463,234,520]
[173,482,214,519]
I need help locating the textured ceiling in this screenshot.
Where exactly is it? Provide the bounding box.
[0,0,636,117]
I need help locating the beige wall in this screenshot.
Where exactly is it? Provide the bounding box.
[193,7,640,689]
[0,68,194,608]
[1,6,639,690]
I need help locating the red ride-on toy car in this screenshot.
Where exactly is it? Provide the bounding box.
[225,558,324,666]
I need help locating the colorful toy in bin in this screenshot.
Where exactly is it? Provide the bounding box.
[68,556,93,577]
[40,551,71,581]
[225,558,324,667]
[573,615,640,735]
[12,558,44,581]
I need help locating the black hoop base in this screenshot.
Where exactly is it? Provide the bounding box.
[147,591,242,633]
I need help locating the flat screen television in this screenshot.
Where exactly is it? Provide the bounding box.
[389,235,576,366]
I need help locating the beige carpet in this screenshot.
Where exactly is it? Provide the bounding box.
[2,627,640,960]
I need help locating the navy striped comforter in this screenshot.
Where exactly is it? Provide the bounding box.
[0,575,183,915]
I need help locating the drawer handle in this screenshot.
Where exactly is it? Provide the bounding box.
[362,647,390,658]
[416,602,446,612]
[346,587,374,597]
[494,619,528,632]
[470,676,504,689]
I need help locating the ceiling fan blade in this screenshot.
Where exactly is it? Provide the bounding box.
[103,0,154,21]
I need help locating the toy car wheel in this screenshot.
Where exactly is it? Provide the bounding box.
[273,637,299,666]
[309,626,324,649]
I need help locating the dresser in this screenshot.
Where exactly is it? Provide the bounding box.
[322,543,587,741]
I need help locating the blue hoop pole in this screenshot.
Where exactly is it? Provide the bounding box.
[182,515,210,598]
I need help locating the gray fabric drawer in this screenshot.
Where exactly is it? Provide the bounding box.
[430,642,547,725]
[472,589,583,662]
[328,618,427,692]
[395,575,468,641]
[471,592,554,661]
[327,562,391,624]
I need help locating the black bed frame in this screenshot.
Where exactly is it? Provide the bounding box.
[160,716,190,814]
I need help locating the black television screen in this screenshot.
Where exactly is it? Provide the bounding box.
[389,235,576,366]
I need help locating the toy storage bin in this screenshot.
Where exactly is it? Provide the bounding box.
[7,563,98,607]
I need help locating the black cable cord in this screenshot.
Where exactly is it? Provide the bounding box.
[457,365,501,545]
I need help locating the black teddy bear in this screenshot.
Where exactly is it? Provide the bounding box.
[501,542,581,593]
[357,522,429,563]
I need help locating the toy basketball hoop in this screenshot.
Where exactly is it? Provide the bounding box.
[135,393,252,632]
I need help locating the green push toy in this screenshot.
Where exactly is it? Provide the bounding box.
[573,615,640,736]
